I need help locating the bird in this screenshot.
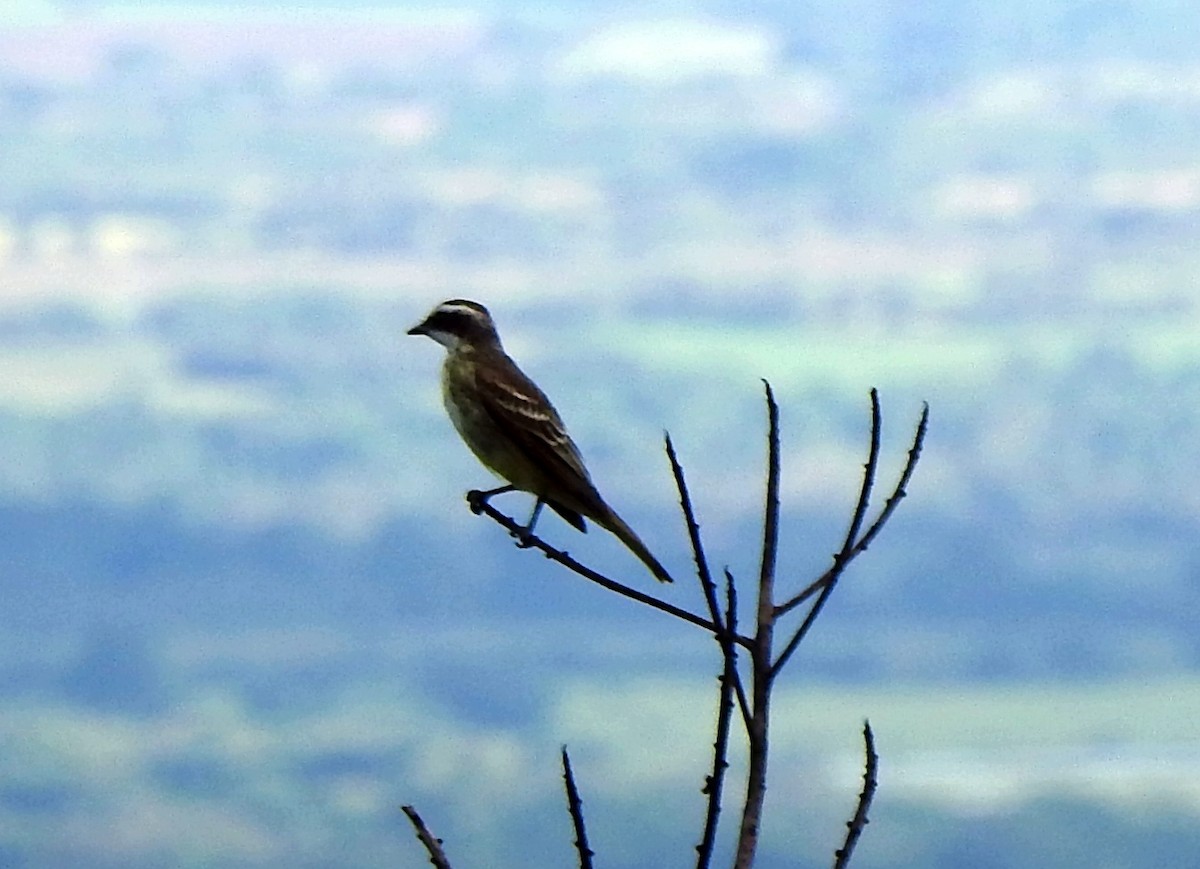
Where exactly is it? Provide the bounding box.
[408,299,672,583]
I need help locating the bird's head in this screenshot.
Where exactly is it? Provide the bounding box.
[407,299,500,352]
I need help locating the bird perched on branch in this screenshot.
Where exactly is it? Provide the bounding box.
[408,299,672,583]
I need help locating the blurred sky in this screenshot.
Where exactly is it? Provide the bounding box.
[2,2,1200,867]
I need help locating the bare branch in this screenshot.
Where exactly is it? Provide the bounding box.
[757,380,782,631]
[733,380,782,869]
[668,435,751,717]
[774,396,928,632]
[772,398,927,677]
[666,432,751,725]
[401,805,454,869]
[666,432,721,619]
[776,388,879,618]
[724,568,751,728]
[695,571,741,869]
[468,493,753,649]
[774,572,826,617]
[561,747,594,869]
[839,388,882,565]
[771,580,833,682]
[833,721,879,869]
[842,400,929,562]
[770,390,884,676]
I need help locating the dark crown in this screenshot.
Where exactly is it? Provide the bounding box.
[417,299,498,342]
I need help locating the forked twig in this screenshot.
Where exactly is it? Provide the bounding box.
[841,399,929,560]
[771,399,929,677]
[776,388,881,621]
[776,398,929,618]
[833,721,878,869]
[401,805,454,869]
[561,747,594,869]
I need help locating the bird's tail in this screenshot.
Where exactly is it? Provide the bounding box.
[599,508,673,584]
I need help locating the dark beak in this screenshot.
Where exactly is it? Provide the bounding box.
[406,321,428,337]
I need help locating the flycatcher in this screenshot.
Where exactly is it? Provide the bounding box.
[408,299,672,583]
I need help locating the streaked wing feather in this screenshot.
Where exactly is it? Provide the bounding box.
[476,360,605,517]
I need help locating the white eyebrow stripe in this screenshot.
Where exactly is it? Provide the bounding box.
[437,302,487,319]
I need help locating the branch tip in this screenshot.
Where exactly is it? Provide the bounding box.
[561,746,595,869]
[401,804,454,869]
[833,719,880,869]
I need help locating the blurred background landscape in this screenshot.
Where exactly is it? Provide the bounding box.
[2,0,1199,866]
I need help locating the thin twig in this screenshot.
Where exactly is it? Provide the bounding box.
[775,572,826,616]
[771,400,928,677]
[774,398,928,621]
[833,721,878,869]
[770,390,885,676]
[839,388,882,564]
[772,578,834,680]
[839,401,929,564]
[666,433,751,725]
[401,805,454,869]
[776,389,879,618]
[757,381,782,629]
[666,432,720,619]
[695,570,740,869]
[724,568,751,727]
[469,494,753,649]
[733,380,781,869]
[561,747,594,869]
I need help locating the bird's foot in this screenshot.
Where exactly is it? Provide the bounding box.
[512,526,536,548]
[466,484,515,515]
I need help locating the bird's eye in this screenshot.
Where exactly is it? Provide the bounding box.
[426,311,460,332]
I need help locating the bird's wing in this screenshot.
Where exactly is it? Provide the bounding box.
[475,358,607,517]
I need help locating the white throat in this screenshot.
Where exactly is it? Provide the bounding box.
[425,328,465,351]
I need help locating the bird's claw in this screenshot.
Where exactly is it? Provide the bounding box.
[466,489,485,515]
[513,527,536,548]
